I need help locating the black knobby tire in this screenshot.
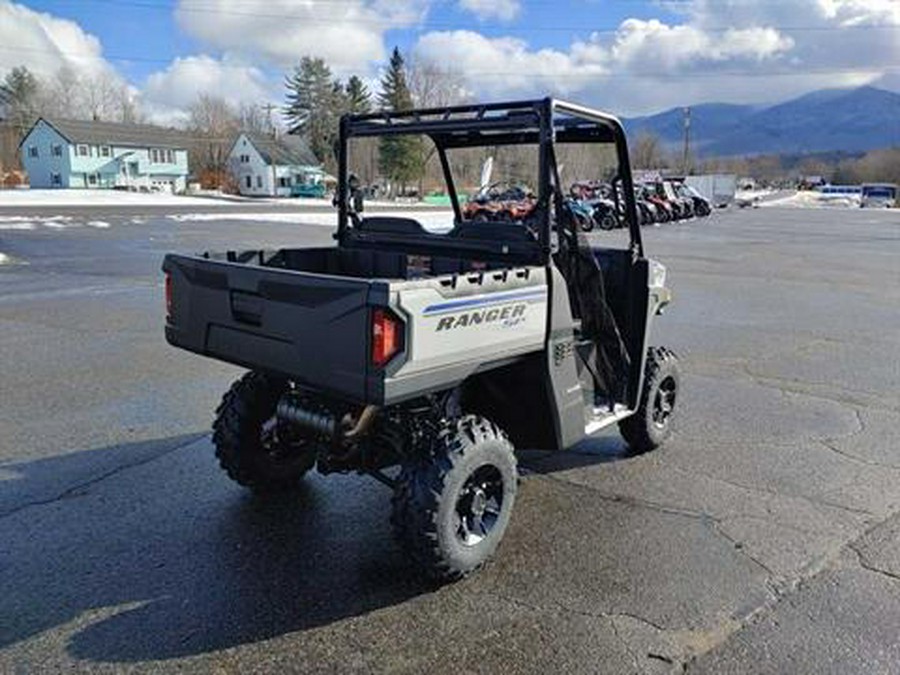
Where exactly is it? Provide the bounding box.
[619,347,680,454]
[391,415,518,581]
[212,371,316,492]
[579,212,594,232]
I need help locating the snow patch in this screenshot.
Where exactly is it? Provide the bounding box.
[0,188,236,207]
[760,190,861,209]
[86,220,112,228]
[0,221,35,230]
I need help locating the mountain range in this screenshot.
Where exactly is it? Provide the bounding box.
[623,86,900,157]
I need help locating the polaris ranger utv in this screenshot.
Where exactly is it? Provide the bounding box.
[163,98,679,580]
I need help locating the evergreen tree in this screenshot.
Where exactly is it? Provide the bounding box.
[284,57,341,164]
[378,47,423,194]
[345,75,372,115]
[1,66,40,131]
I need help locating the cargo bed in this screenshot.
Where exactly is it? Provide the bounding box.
[163,245,547,405]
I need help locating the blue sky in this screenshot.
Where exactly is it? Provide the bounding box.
[1,0,897,122]
[20,0,680,82]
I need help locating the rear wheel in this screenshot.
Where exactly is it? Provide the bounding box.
[391,415,517,581]
[212,371,316,492]
[619,347,680,453]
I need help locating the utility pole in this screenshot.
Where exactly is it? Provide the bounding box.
[682,106,691,175]
[261,102,276,137]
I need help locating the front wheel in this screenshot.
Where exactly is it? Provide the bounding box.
[391,415,518,581]
[619,347,680,453]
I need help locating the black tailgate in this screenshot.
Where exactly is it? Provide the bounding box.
[163,253,385,402]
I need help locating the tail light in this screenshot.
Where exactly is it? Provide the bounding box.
[372,308,403,367]
[165,272,173,320]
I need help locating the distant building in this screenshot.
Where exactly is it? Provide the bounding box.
[19,117,190,192]
[228,132,325,197]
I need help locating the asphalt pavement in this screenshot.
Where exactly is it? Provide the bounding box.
[1,204,899,673]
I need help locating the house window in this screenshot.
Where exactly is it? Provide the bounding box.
[51,173,61,186]
[100,146,111,157]
[245,175,252,189]
[77,144,89,157]
[28,145,38,158]
[278,177,290,188]
[52,144,62,157]
[150,149,158,163]
[166,149,174,163]
[239,154,250,164]
[257,175,263,188]
[88,173,97,186]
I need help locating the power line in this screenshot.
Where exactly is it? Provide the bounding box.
[56,0,900,34]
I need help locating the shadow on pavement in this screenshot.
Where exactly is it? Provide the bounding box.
[518,433,634,475]
[0,435,433,663]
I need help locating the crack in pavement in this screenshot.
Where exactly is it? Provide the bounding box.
[689,363,900,415]
[668,464,878,518]
[0,433,207,520]
[847,542,900,584]
[488,590,673,673]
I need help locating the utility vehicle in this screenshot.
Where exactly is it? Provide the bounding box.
[163,98,680,581]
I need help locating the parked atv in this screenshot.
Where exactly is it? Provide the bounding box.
[463,182,537,224]
[678,183,712,217]
[163,99,680,581]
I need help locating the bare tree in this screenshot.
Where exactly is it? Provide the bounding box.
[405,57,469,194]
[188,94,239,177]
[407,57,469,109]
[237,103,272,135]
[630,132,667,170]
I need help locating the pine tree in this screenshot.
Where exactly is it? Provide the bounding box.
[284,57,340,165]
[345,76,372,115]
[1,66,40,131]
[378,47,423,195]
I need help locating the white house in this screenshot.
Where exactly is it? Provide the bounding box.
[19,117,190,192]
[228,132,324,197]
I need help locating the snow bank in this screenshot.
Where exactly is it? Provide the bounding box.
[0,189,236,207]
[760,190,861,209]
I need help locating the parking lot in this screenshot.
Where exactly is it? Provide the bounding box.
[1,204,899,673]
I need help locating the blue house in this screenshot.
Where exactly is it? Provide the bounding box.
[19,118,191,192]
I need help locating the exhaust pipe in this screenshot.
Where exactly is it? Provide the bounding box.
[276,400,337,437]
[276,400,379,440]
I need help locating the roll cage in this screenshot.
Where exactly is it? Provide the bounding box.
[336,98,644,263]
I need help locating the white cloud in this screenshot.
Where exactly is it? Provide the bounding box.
[459,0,520,22]
[414,31,606,98]
[415,0,898,114]
[174,0,427,74]
[142,55,271,125]
[0,0,115,79]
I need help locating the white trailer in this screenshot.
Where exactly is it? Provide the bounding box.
[684,174,737,208]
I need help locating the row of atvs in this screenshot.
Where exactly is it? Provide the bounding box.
[462,179,713,231]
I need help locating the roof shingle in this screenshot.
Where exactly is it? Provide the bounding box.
[244,132,319,167]
[41,118,193,148]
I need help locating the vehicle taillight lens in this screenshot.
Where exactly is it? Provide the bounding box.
[372,308,402,367]
[165,272,173,320]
